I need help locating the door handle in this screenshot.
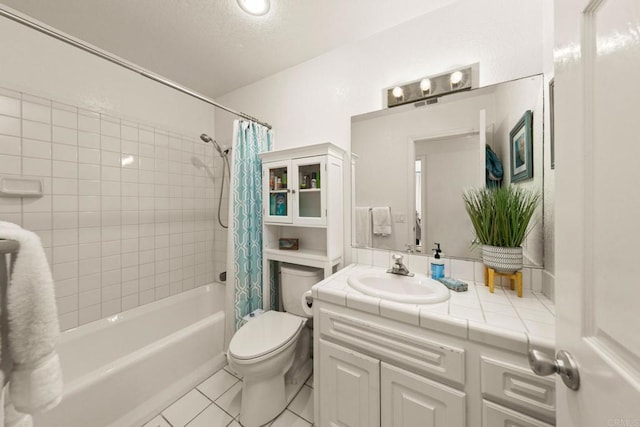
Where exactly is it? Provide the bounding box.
[528,349,580,391]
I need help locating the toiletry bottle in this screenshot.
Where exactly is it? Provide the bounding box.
[311,172,317,188]
[431,243,445,279]
[301,175,308,189]
[282,171,287,188]
[269,172,275,190]
[316,170,320,188]
[275,193,286,215]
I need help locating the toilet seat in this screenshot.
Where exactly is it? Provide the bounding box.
[229,311,305,361]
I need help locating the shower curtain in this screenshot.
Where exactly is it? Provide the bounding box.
[227,120,273,330]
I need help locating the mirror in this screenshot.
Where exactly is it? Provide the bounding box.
[351,74,544,266]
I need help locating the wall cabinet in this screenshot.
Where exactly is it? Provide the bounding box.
[263,156,327,226]
[259,143,344,307]
[314,303,555,427]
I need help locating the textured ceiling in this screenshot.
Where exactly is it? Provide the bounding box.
[1,0,459,97]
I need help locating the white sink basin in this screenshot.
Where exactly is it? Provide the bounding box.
[347,271,450,304]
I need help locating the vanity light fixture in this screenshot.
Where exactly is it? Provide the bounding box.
[237,0,270,16]
[392,86,404,101]
[420,78,431,95]
[385,64,477,108]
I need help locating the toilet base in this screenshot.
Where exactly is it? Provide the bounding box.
[239,358,313,427]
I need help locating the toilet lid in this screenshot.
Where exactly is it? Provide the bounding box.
[229,311,305,360]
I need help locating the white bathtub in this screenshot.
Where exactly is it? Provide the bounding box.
[34,284,227,427]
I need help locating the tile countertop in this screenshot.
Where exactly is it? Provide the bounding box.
[312,264,556,355]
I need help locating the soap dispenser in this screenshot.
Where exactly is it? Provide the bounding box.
[431,243,445,279]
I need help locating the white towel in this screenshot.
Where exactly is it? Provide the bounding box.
[372,207,392,236]
[2,386,32,427]
[354,207,372,247]
[0,222,62,416]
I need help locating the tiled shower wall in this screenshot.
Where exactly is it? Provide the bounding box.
[0,85,223,331]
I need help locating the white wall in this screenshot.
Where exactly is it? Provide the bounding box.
[216,0,546,268]
[0,16,222,330]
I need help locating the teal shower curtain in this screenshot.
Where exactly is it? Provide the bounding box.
[230,120,272,329]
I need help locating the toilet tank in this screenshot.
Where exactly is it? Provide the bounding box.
[280,263,323,317]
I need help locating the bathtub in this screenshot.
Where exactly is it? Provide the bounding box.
[34,284,227,427]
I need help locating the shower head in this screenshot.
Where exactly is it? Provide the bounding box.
[200,133,230,158]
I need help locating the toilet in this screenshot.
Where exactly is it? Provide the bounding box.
[227,263,322,427]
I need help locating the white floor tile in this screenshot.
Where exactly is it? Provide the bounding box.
[142,415,171,427]
[288,385,314,424]
[197,369,240,401]
[162,389,211,427]
[227,421,241,427]
[270,409,312,427]
[185,403,233,427]
[215,381,243,418]
[305,374,314,388]
[223,364,243,379]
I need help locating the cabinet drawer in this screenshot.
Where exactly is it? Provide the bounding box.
[320,309,465,386]
[482,400,554,427]
[480,356,555,423]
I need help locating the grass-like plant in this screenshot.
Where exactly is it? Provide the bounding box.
[462,185,540,248]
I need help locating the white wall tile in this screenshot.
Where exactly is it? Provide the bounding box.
[53,108,78,129]
[0,134,21,155]
[23,157,51,176]
[23,120,51,141]
[0,154,21,175]
[22,138,51,159]
[79,304,101,324]
[0,86,218,332]
[78,131,100,149]
[0,95,20,117]
[22,101,51,124]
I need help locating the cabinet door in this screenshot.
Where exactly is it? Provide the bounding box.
[263,160,292,223]
[318,339,380,427]
[381,363,465,427]
[292,156,326,226]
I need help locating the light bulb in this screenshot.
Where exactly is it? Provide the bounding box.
[450,71,463,85]
[237,0,270,16]
[420,78,431,93]
[392,86,404,99]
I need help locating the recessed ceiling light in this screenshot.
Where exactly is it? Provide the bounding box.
[237,0,270,16]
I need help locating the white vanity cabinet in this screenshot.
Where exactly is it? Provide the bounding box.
[314,299,555,427]
[318,340,380,427]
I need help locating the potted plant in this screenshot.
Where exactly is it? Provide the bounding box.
[462,185,540,273]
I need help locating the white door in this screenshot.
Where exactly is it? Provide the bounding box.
[554,0,640,424]
[381,363,465,427]
[318,339,380,427]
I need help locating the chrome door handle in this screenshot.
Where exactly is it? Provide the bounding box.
[528,349,580,391]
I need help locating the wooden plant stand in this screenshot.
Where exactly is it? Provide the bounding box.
[484,266,523,298]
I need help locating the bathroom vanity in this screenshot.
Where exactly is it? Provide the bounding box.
[312,264,556,427]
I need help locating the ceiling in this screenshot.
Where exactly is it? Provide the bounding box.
[0,0,458,98]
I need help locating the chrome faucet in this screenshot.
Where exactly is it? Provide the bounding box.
[387,254,414,277]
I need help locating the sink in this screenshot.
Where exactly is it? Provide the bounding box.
[347,270,450,304]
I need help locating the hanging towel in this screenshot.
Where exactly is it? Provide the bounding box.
[0,222,62,417]
[371,207,392,236]
[354,207,372,247]
[2,385,32,427]
[485,144,504,188]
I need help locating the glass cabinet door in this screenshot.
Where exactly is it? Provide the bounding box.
[263,161,292,223]
[293,156,326,226]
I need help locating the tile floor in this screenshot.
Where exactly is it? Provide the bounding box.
[143,366,314,427]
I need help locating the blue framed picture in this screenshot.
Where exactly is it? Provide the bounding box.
[510,110,533,183]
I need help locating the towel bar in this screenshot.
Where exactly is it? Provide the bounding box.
[0,239,20,255]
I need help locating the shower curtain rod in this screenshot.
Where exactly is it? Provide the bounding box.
[0,7,272,130]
